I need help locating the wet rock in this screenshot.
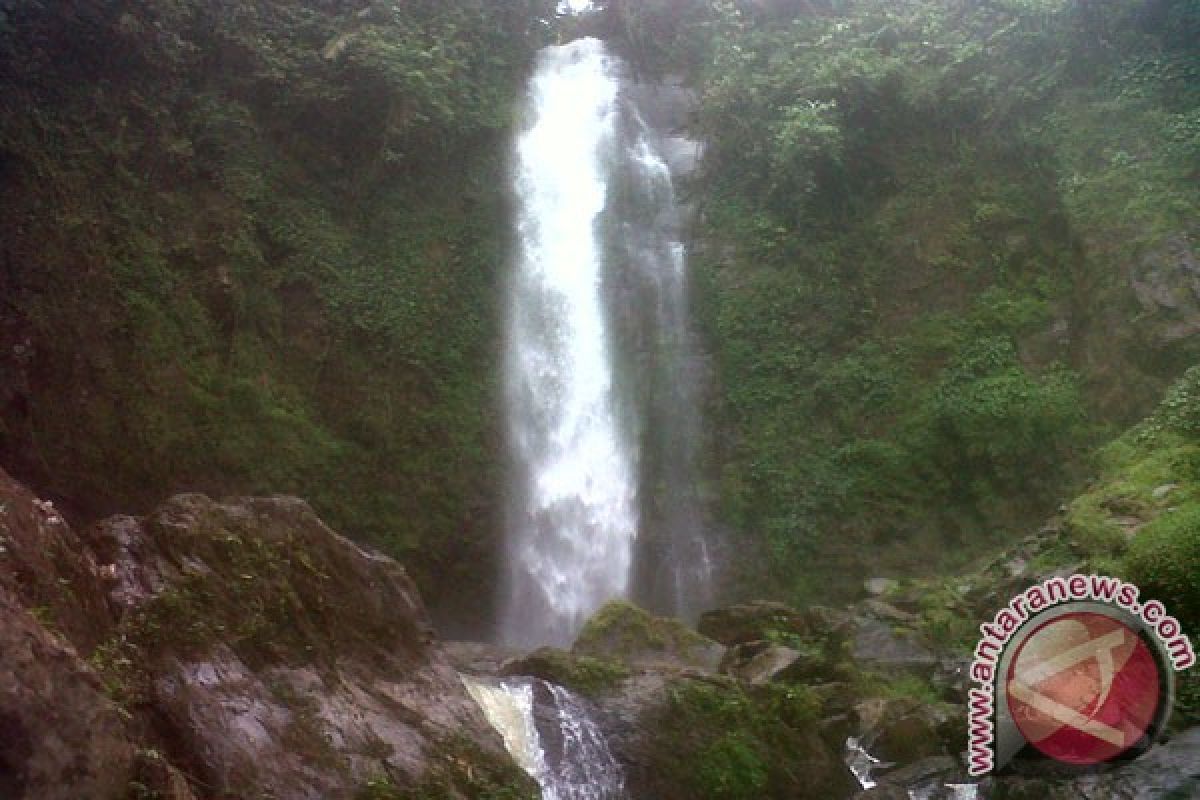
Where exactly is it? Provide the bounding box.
[875,754,958,787]
[83,493,521,799]
[1025,725,1200,799]
[442,640,523,676]
[0,468,530,800]
[0,468,114,650]
[598,671,859,800]
[574,601,724,671]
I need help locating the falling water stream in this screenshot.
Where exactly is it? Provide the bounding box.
[500,36,710,650]
[481,34,712,799]
[501,37,637,650]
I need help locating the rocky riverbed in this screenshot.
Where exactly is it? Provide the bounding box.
[1,467,1195,799]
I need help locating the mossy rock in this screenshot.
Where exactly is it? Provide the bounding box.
[573,601,724,671]
[1124,501,1200,632]
[628,677,856,800]
[500,647,629,697]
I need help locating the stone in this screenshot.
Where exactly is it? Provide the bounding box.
[720,642,804,685]
[0,588,137,800]
[862,598,919,624]
[1152,483,1179,500]
[865,577,898,596]
[574,601,724,671]
[875,754,958,786]
[852,617,938,674]
[0,468,532,800]
[851,784,910,799]
[501,646,630,696]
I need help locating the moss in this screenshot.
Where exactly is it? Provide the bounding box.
[643,678,825,800]
[574,601,717,666]
[506,647,630,698]
[0,0,551,633]
[1124,502,1200,631]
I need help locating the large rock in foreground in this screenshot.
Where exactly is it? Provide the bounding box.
[0,469,534,800]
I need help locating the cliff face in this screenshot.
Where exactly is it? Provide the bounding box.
[0,468,536,799]
[0,0,554,633]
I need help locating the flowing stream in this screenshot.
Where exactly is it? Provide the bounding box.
[501,36,710,649]
[463,675,625,800]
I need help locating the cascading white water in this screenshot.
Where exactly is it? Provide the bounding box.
[462,675,625,800]
[502,38,638,648]
[503,34,714,646]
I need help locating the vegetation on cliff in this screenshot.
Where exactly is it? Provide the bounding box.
[1,0,1197,630]
[604,0,1199,603]
[0,0,554,625]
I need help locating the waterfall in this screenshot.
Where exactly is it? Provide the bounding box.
[502,35,711,648]
[462,675,625,800]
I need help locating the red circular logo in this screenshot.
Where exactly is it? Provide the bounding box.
[1006,611,1162,765]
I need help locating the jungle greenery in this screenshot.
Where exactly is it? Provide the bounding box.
[602,0,1199,602]
[1,0,1197,624]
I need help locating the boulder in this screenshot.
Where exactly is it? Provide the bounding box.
[501,646,630,697]
[0,469,534,800]
[720,642,804,685]
[83,492,529,799]
[864,578,898,597]
[574,601,724,671]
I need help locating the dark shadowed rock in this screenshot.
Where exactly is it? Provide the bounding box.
[0,589,136,800]
[596,671,858,800]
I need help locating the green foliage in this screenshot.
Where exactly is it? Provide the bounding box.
[574,600,716,661]
[694,733,768,800]
[650,679,821,800]
[1125,503,1200,631]
[0,0,557,626]
[640,0,1198,602]
[1059,370,1200,632]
